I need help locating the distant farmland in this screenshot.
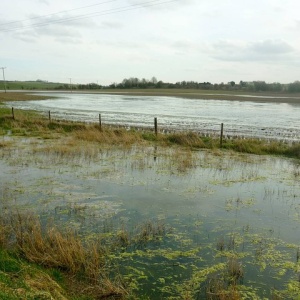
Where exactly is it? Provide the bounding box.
[0,80,69,90]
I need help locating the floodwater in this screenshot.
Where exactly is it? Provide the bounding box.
[6,92,300,141]
[1,137,299,298]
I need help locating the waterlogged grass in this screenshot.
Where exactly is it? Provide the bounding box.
[0,136,300,299]
[1,102,300,298]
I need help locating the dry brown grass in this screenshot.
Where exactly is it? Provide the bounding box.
[170,148,197,173]
[33,138,100,160]
[10,214,100,276]
[2,213,127,298]
[74,126,144,145]
[0,218,10,248]
[0,140,12,148]
[164,132,207,148]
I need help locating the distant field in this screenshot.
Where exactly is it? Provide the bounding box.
[95,88,300,102]
[1,82,300,103]
[0,80,64,90]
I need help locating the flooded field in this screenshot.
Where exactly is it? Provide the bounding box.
[6,92,300,141]
[1,136,300,298]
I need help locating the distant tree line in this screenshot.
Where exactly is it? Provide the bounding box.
[54,83,102,90]
[2,78,300,93]
[106,77,300,93]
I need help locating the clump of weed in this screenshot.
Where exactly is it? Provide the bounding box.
[74,126,143,145]
[116,227,130,248]
[216,238,225,251]
[227,257,244,285]
[142,132,157,141]
[133,220,167,246]
[0,141,11,148]
[223,139,264,154]
[34,138,99,160]
[270,290,284,300]
[0,218,10,248]
[47,121,86,132]
[165,132,207,148]
[205,278,241,300]
[3,213,127,298]
[284,144,300,159]
[224,138,300,158]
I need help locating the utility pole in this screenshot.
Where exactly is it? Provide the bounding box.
[1,67,7,93]
[69,77,72,93]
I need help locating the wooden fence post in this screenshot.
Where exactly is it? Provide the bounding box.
[154,117,158,136]
[220,123,224,148]
[99,114,102,131]
[12,107,15,120]
[48,111,51,122]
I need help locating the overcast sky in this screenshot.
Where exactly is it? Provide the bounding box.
[1,0,300,85]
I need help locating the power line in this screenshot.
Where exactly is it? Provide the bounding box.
[0,0,178,33]
[0,0,120,27]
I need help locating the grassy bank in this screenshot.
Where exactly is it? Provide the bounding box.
[0,103,299,159]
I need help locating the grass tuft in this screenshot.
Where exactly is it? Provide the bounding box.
[0,213,127,299]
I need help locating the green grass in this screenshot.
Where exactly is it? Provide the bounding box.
[0,249,64,300]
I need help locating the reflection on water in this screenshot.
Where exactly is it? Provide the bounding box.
[0,138,300,298]
[6,92,300,141]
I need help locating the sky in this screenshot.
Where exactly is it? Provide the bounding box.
[1,0,300,85]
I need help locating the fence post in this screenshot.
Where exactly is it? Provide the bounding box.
[99,114,102,131]
[48,111,51,122]
[12,107,15,120]
[220,123,224,148]
[154,117,158,136]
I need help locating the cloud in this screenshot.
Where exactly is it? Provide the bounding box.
[12,31,38,43]
[250,39,293,55]
[100,21,123,29]
[38,0,49,5]
[28,13,96,29]
[208,39,295,62]
[9,13,98,43]
[126,0,196,12]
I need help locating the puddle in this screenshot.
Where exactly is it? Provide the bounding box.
[0,137,299,298]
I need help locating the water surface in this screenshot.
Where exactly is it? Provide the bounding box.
[6,93,300,141]
[1,137,299,298]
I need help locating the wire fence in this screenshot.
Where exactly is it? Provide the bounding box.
[10,107,300,144]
